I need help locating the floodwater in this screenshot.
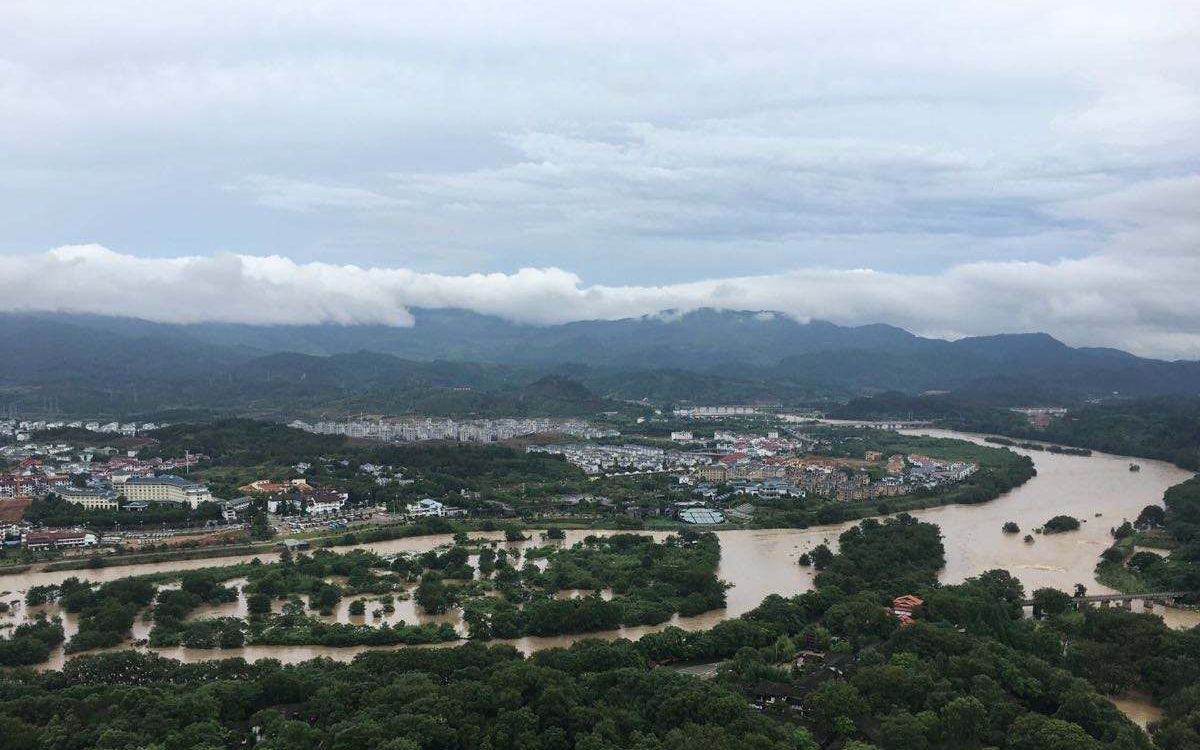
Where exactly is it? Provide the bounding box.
[2,429,1196,676]
[1108,694,1164,730]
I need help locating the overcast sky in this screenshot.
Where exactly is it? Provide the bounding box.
[1,2,1198,357]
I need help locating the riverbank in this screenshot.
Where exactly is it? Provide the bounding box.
[1,433,1033,577]
[4,427,1196,672]
[7,507,1173,750]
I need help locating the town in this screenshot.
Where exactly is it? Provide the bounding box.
[1,415,997,560]
[0,426,465,556]
[288,416,619,443]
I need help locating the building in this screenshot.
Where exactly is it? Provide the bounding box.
[121,475,214,508]
[266,489,345,516]
[217,496,254,522]
[406,498,447,518]
[57,486,120,511]
[239,478,311,494]
[891,594,924,625]
[677,506,726,524]
[693,464,728,483]
[673,406,761,418]
[670,431,694,442]
[305,491,346,515]
[25,528,97,550]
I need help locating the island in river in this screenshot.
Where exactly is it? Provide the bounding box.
[2,427,1194,671]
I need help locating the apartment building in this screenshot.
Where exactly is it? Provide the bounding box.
[120,475,214,508]
[57,486,120,511]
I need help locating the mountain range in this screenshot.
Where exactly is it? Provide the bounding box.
[2,309,1198,418]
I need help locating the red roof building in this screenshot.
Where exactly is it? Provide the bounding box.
[891,594,924,625]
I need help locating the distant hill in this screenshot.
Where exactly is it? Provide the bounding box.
[833,391,1200,470]
[3,308,1199,417]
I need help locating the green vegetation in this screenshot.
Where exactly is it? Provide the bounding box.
[462,531,727,639]
[12,533,725,659]
[143,419,346,465]
[24,493,224,531]
[1097,477,1200,600]
[1043,515,1082,534]
[749,430,1035,529]
[133,418,590,513]
[985,436,1092,456]
[1034,398,1200,471]
[150,549,459,649]
[834,393,1200,470]
[13,419,1041,556]
[0,616,64,666]
[831,392,1030,432]
[1003,521,1020,534]
[2,513,1177,749]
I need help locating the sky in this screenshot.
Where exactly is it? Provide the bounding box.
[1,1,1198,357]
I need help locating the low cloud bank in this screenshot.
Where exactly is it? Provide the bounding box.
[2,244,1198,359]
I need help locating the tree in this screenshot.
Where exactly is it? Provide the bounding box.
[415,573,453,614]
[805,681,866,735]
[1031,588,1073,618]
[808,543,833,570]
[1135,505,1165,528]
[247,592,272,617]
[878,710,937,750]
[1003,521,1020,534]
[1007,713,1100,750]
[940,696,986,748]
[792,728,819,750]
[1043,516,1081,534]
[478,547,497,577]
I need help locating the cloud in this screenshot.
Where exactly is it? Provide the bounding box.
[2,1,1198,284]
[0,1,1197,358]
[2,243,1199,359]
[227,175,409,213]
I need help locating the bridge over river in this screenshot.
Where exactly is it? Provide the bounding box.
[1022,591,1196,610]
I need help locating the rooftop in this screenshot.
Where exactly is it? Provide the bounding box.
[124,475,203,489]
[679,507,726,525]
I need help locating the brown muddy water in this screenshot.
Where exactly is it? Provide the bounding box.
[1,429,1194,681]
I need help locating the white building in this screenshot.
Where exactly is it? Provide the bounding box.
[57,486,120,511]
[25,529,98,550]
[406,498,446,517]
[121,475,214,508]
[306,494,346,515]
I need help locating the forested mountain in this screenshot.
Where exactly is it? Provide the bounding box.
[834,392,1200,470]
[3,309,1199,418]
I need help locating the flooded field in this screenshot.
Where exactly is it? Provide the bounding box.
[2,429,1195,672]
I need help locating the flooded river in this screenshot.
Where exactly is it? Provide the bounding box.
[2,429,1195,672]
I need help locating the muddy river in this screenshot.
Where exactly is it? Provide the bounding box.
[2,429,1194,677]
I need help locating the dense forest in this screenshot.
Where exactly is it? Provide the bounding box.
[5,514,1197,748]
[1098,477,1200,600]
[7,309,1200,418]
[1032,399,1200,471]
[833,393,1200,470]
[0,532,727,662]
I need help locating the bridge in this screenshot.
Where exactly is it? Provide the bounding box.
[1021,590,1195,611]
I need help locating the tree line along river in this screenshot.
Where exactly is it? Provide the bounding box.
[1,427,1195,675]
